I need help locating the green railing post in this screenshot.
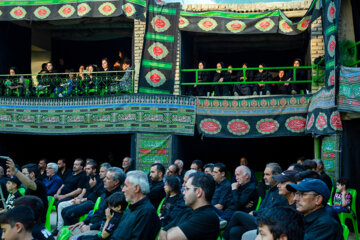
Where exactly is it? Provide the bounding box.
[314,138,321,159]
[243,69,246,82]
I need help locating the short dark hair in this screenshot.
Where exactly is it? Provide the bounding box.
[302,159,317,170]
[295,170,320,182]
[203,163,214,172]
[14,196,44,223]
[106,192,127,212]
[151,163,165,176]
[74,158,85,167]
[123,58,131,66]
[39,158,47,164]
[289,163,305,172]
[22,163,39,178]
[257,206,304,240]
[0,206,35,231]
[337,178,349,189]
[188,172,215,203]
[87,161,98,171]
[58,158,67,165]
[165,176,181,194]
[192,160,203,171]
[213,163,227,173]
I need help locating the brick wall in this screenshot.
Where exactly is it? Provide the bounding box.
[133,19,146,93]
[310,17,325,64]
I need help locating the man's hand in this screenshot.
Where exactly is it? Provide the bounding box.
[72,198,81,205]
[232,182,240,190]
[6,158,16,175]
[89,177,96,188]
[68,221,84,231]
[80,225,90,233]
[245,201,254,209]
[249,211,254,216]
[219,78,224,83]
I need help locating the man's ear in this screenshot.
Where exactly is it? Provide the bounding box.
[315,195,323,206]
[277,234,288,240]
[15,222,23,233]
[196,187,203,198]
[134,184,141,193]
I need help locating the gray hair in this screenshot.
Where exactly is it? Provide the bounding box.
[100,162,111,169]
[175,159,184,167]
[107,167,125,186]
[47,162,58,173]
[126,170,150,194]
[266,163,282,175]
[313,159,323,167]
[184,169,197,178]
[236,165,251,178]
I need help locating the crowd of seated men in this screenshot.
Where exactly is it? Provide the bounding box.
[0,155,349,240]
[186,58,311,97]
[1,57,133,98]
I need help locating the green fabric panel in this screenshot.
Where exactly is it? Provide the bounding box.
[148,5,177,15]
[180,10,280,19]
[138,87,171,94]
[145,33,175,42]
[142,60,173,70]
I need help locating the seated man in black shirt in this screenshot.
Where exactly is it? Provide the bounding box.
[57,158,72,182]
[67,167,125,239]
[211,163,232,211]
[14,195,54,240]
[159,172,220,240]
[6,159,48,223]
[149,163,166,208]
[110,170,160,240]
[55,158,87,229]
[61,161,105,226]
[287,178,343,240]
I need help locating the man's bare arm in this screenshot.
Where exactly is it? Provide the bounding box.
[7,159,36,190]
[167,227,187,240]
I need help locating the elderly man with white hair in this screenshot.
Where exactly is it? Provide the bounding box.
[43,162,63,196]
[110,170,160,240]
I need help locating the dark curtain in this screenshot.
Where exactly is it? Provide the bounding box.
[341,119,360,223]
[0,22,31,74]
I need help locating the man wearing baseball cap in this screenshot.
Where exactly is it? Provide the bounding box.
[273,170,298,207]
[287,178,343,240]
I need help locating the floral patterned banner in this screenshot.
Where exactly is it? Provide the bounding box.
[0,94,196,135]
[0,0,146,21]
[338,66,360,113]
[138,0,180,94]
[196,95,311,138]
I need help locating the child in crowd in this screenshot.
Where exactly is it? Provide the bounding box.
[0,176,22,214]
[332,177,352,213]
[76,192,127,240]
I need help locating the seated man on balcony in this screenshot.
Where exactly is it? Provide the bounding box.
[114,58,133,93]
[273,70,291,94]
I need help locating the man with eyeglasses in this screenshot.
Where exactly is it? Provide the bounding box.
[43,162,63,196]
[159,172,219,240]
[286,178,343,240]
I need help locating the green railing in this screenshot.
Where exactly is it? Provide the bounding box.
[180,66,314,89]
[348,41,360,66]
[0,70,134,98]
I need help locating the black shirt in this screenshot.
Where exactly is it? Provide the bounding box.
[32,223,54,240]
[26,179,48,223]
[304,207,343,240]
[84,187,122,231]
[38,171,47,181]
[211,179,231,207]
[84,175,105,203]
[148,180,166,208]
[160,194,186,227]
[60,171,87,195]
[320,172,333,192]
[178,205,219,240]
[228,181,258,213]
[110,197,160,240]
[58,168,72,182]
[253,185,288,217]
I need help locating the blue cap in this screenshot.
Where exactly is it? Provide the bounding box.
[286,178,330,202]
